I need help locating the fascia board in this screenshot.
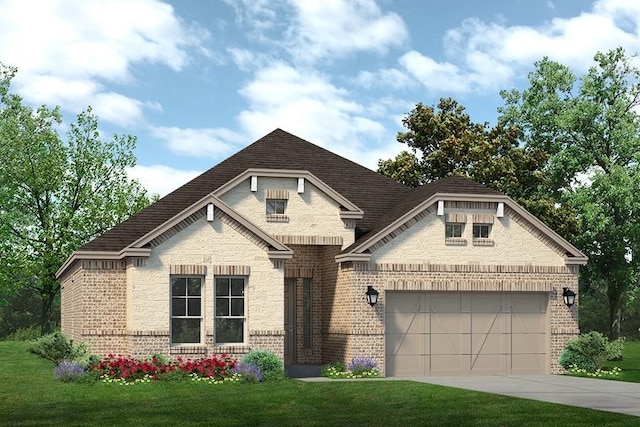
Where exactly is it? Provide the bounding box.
[55,248,152,279]
[128,194,290,253]
[214,169,364,218]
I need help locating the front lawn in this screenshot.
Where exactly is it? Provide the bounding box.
[0,341,638,426]
[610,340,640,382]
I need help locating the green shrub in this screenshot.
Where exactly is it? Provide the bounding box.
[28,332,88,365]
[4,325,41,341]
[558,348,596,371]
[242,349,284,382]
[565,331,625,371]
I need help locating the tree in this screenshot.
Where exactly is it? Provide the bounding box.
[0,64,155,334]
[499,47,640,339]
[378,98,579,238]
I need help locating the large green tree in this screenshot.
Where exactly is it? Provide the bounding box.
[378,97,579,238]
[0,65,154,334]
[499,47,640,339]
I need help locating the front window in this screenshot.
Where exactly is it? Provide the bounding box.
[171,277,202,344]
[266,199,286,215]
[445,223,464,238]
[215,277,246,344]
[473,224,491,239]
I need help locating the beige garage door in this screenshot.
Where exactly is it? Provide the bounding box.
[385,292,548,376]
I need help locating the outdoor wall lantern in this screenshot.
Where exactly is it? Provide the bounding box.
[562,287,576,307]
[365,285,379,306]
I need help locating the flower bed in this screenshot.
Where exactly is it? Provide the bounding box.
[89,353,239,384]
[322,357,380,379]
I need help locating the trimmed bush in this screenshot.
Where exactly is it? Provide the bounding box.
[28,332,88,365]
[242,349,284,382]
[565,331,625,371]
[558,348,596,371]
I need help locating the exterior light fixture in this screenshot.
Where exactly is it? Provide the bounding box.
[365,285,379,306]
[562,287,576,307]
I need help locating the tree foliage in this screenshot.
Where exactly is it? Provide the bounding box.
[499,47,640,338]
[378,97,579,238]
[0,64,155,334]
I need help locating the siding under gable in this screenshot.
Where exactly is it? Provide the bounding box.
[369,207,566,266]
[219,176,355,248]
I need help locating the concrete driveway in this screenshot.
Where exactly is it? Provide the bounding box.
[403,375,640,417]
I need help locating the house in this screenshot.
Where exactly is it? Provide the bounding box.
[57,129,586,376]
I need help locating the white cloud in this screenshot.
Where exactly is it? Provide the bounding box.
[286,0,409,62]
[128,165,202,197]
[237,62,401,169]
[151,126,245,158]
[400,0,640,94]
[0,0,209,125]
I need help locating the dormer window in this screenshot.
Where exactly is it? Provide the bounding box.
[473,224,490,239]
[266,199,286,215]
[445,223,463,238]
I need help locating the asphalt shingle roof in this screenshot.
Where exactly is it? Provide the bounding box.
[80,129,502,253]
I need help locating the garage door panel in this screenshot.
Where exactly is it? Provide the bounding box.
[471,354,507,374]
[431,333,470,355]
[471,295,504,313]
[386,333,426,355]
[471,312,505,335]
[512,333,545,354]
[511,295,546,313]
[471,333,505,355]
[386,312,426,334]
[512,313,545,334]
[431,313,467,334]
[511,353,545,373]
[431,354,467,375]
[386,293,424,313]
[387,355,427,376]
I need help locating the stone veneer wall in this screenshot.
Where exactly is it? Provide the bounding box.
[331,262,580,376]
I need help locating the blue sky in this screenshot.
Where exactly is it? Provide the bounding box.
[1,0,638,196]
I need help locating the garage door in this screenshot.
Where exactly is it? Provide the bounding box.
[385,292,548,376]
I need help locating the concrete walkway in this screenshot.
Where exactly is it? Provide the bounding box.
[403,375,640,417]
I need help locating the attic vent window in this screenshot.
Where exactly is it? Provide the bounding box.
[266,199,286,215]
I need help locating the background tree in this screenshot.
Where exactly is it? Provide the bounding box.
[499,47,640,339]
[0,64,155,334]
[378,97,579,238]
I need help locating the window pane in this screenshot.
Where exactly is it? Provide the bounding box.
[216,279,229,296]
[266,200,276,214]
[445,224,463,238]
[171,278,186,296]
[216,298,229,316]
[187,278,201,296]
[231,298,244,316]
[172,298,186,316]
[215,318,244,343]
[473,224,489,238]
[171,318,200,344]
[231,278,244,296]
[188,298,201,316]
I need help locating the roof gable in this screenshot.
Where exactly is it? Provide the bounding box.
[79,129,408,253]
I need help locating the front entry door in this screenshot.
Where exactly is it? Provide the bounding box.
[284,278,296,364]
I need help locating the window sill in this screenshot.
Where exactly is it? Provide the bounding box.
[445,238,467,246]
[266,214,289,223]
[473,238,495,246]
[169,345,208,355]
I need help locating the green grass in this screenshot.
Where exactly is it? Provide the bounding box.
[1,342,638,426]
[604,340,640,382]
